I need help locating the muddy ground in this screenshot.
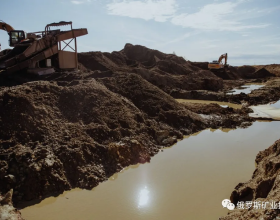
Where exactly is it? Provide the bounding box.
[0,44,279,219]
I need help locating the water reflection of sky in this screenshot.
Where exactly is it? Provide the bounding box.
[228,85,264,95]
[271,100,280,109]
[138,186,149,208]
[21,122,280,220]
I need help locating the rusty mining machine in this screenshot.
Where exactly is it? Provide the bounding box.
[0,20,88,75]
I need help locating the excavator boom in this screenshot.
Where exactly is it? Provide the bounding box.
[0,20,14,32]
[218,53,227,65]
[0,20,27,48]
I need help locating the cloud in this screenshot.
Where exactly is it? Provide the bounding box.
[71,0,84,4]
[71,0,91,4]
[106,0,177,22]
[106,0,272,32]
[171,1,269,31]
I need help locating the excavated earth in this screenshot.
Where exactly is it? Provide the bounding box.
[0,43,279,219]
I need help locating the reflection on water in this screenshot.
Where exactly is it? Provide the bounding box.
[177,99,242,109]
[210,127,234,133]
[21,122,280,220]
[138,187,149,208]
[271,100,280,109]
[220,105,228,108]
[228,84,264,95]
[250,101,280,120]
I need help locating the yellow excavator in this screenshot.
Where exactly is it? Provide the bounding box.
[208,53,228,70]
[0,20,27,56]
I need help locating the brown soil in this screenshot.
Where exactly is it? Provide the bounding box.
[254,64,280,77]
[180,102,254,129]
[78,44,224,93]
[0,43,279,219]
[190,62,276,80]
[0,76,207,205]
[170,78,280,107]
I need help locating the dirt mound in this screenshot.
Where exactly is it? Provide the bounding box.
[97,72,204,130]
[236,65,256,76]
[0,76,206,204]
[220,139,280,220]
[189,61,209,70]
[228,65,275,79]
[254,64,280,77]
[122,43,166,66]
[78,44,224,92]
[178,62,275,81]
[253,67,275,78]
[180,102,254,129]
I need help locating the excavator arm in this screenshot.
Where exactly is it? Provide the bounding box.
[0,21,14,33]
[218,53,227,65]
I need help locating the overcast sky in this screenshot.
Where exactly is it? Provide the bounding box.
[0,0,279,65]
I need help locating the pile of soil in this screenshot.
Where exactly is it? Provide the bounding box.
[78,44,224,93]
[189,62,275,80]
[254,64,280,77]
[189,61,209,70]
[170,89,223,101]
[0,74,206,204]
[232,66,275,79]
[180,102,254,128]
[220,139,280,220]
[0,43,278,219]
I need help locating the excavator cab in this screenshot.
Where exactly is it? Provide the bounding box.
[9,30,26,47]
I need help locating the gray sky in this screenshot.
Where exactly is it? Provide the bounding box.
[0,0,279,65]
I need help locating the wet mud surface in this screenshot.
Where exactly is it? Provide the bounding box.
[20,122,280,220]
[0,43,279,219]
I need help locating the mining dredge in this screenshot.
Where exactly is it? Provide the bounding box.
[0,20,87,75]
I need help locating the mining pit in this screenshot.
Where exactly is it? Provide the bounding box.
[0,44,280,220]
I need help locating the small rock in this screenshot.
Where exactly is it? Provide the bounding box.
[162,137,177,145]
[4,175,16,184]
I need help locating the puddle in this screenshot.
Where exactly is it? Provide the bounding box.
[250,100,280,120]
[176,99,242,109]
[271,100,280,109]
[227,84,264,95]
[21,122,280,220]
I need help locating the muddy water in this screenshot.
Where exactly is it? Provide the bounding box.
[176,99,242,109]
[21,122,280,220]
[228,84,264,95]
[250,100,280,120]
